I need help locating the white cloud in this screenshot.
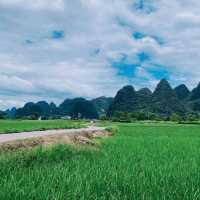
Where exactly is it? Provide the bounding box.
[0,0,64,10]
[0,0,200,109]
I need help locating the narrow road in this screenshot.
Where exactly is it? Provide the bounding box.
[0,126,105,143]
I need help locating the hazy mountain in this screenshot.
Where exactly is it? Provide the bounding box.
[92,97,113,116]
[190,83,200,101]
[137,88,152,96]
[136,88,152,110]
[186,83,200,111]
[36,101,51,116]
[49,102,60,115]
[59,99,74,116]
[59,98,98,119]
[5,107,17,119]
[107,85,138,116]
[35,101,59,116]
[107,79,186,117]
[6,79,200,119]
[175,84,190,100]
[16,102,42,119]
[15,101,59,119]
[152,79,185,115]
[0,110,6,119]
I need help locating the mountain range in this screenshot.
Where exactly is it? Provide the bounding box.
[108,79,200,117]
[5,96,113,120]
[4,79,200,119]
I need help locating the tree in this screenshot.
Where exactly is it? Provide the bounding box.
[186,113,199,122]
[0,111,6,119]
[170,113,182,122]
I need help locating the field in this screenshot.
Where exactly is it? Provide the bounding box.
[1,122,200,199]
[0,120,85,134]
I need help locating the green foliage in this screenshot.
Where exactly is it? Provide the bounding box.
[190,83,200,100]
[14,97,100,120]
[16,101,60,119]
[107,85,138,116]
[186,113,199,122]
[0,111,6,119]
[105,125,119,134]
[2,123,200,199]
[174,84,190,100]
[110,111,159,122]
[152,79,185,115]
[16,102,42,119]
[136,88,152,110]
[60,98,99,119]
[71,98,98,119]
[0,120,85,134]
[193,101,200,111]
[99,115,109,121]
[170,113,182,122]
[92,97,113,117]
[108,79,187,118]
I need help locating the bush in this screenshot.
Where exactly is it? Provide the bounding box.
[105,126,119,134]
[186,113,199,122]
[170,113,182,122]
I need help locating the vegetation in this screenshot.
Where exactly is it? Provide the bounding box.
[174,84,190,100]
[92,96,113,117]
[4,79,200,120]
[57,98,98,119]
[1,123,200,199]
[190,83,200,101]
[151,79,185,115]
[107,85,138,116]
[0,120,85,134]
[108,79,186,118]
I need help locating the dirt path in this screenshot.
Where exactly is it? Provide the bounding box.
[0,126,105,144]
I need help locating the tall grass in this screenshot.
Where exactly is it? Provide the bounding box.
[0,120,85,134]
[1,123,200,199]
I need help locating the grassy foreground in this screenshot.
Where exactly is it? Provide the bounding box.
[1,123,200,199]
[0,120,85,134]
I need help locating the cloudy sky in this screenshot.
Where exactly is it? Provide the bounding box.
[0,0,200,109]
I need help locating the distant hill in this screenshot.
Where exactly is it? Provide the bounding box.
[14,97,100,120]
[16,102,42,119]
[108,79,187,117]
[190,83,200,101]
[5,79,200,119]
[5,107,17,119]
[36,101,50,114]
[187,83,200,112]
[151,79,185,115]
[92,97,113,116]
[15,101,60,119]
[107,85,138,116]
[175,84,190,100]
[59,98,98,119]
[136,88,152,111]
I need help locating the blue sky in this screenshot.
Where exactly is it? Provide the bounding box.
[0,0,200,109]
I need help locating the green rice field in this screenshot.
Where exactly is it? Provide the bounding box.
[0,120,85,134]
[1,122,200,199]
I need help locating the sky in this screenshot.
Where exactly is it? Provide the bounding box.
[0,0,200,109]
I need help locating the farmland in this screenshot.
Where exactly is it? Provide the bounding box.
[0,120,85,134]
[1,122,200,199]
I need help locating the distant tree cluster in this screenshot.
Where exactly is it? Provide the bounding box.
[107,111,200,123]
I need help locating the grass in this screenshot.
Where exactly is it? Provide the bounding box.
[1,123,200,199]
[0,120,86,134]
